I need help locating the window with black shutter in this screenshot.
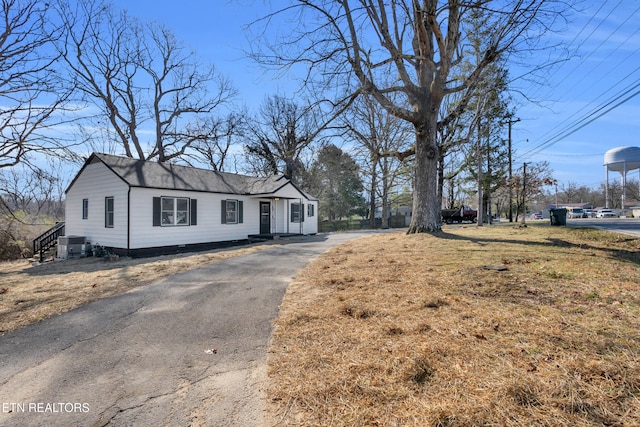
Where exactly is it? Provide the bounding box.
[221,199,243,224]
[152,197,196,226]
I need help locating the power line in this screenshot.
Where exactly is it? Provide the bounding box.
[526,1,624,102]
[528,2,640,145]
[536,152,603,158]
[543,1,622,91]
[521,81,640,158]
[533,33,640,145]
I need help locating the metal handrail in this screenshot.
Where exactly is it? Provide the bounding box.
[33,222,65,262]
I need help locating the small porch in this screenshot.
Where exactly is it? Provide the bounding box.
[253,195,308,236]
[247,232,301,242]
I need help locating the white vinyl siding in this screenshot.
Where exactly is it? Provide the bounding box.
[267,198,318,235]
[128,189,258,249]
[270,182,307,199]
[65,159,319,251]
[65,161,128,248]
[285,199,318,235]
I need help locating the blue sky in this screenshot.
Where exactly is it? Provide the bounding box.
[512,1,640,189]
[115,0,640,189]
[114,1,276,104]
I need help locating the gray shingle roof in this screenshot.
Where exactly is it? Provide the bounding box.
[84,153,293,196]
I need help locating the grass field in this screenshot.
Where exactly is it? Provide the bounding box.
[267,224,640,426]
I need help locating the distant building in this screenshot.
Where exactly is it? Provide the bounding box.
[542,203,593,219]
[604,146,640,209]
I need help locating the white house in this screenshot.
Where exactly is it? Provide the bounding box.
[64,153,318,257]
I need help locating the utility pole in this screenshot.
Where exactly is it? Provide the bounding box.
[487,138,492,224]
[521,162,527,226]
[506,117,520,222]
[477,115,483,227]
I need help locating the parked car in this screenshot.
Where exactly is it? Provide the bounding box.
[596,209,618,218]
[567,208,585,219]
[529,213,543,220]
[583,209,595,218]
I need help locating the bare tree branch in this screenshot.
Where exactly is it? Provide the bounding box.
[0,0,71,168]
[249,0,569,233]
[58,0,236,162]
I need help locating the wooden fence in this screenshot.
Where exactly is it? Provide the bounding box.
[318,215,408,233]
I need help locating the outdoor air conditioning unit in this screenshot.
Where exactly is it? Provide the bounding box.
[57,236,91,259]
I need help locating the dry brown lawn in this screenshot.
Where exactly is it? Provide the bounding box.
[0,243,272,335]
[268,224,640,426]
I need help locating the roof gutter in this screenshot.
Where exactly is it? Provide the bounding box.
[127,186,131,256]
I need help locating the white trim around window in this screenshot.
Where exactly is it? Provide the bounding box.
[221,199,243,224]
[291,202,305,223]
[105,197,114,228]
[82,199,89,219]
[161,197,190,226]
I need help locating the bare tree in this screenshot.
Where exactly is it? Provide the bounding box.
[345,95,412,227]
[0,160,66,219]
[58,0,236,162]
[250,1,567,233]
[512,161,554,222]
[559,181,581,203]
[600,180,624,210]
[0,159,68,260]
[187,112,246,172]
[0,0,70,168]
[244,94,325,184]
[438,95,472,209]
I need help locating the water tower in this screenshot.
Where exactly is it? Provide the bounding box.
[604,146,640,208]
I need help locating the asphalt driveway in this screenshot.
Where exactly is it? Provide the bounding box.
[0,231,389,426]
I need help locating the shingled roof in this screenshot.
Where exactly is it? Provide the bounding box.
[68,153,298,196]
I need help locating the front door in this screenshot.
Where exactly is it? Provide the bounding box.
[260,202,271,234]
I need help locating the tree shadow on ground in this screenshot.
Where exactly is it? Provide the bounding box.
[433,229,640,266]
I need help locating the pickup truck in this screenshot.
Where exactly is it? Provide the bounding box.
[441,206,478,224]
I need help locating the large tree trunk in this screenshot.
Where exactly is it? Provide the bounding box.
[437,147,445,210]
[381,157,389,229]
[369,157,377,228]
[408,119,442,233]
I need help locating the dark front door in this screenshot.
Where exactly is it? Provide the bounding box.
[260,202,271,234]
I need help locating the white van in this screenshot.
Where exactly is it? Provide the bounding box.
[566,207,584,219]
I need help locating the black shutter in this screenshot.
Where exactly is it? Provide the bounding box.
[153,197,161,226]
[190,199,197,225]
[221,200,226,224]
[301,203,305,222]
[290,204,295,222]
[238,200,243,223]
